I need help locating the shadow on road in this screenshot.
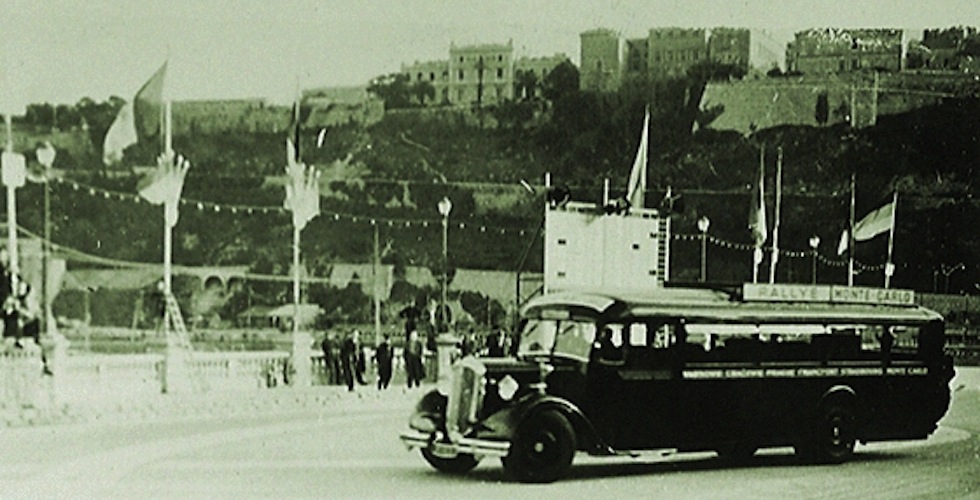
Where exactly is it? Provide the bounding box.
[404,449,911,484]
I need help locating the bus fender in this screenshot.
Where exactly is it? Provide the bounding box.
[820,384,856,406]
[513,394,615,456]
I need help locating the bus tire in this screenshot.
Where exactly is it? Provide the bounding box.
[502,409,576,483]
[421,449,480,474]
[798,402,856,464]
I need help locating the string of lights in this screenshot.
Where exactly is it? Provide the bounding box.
[45,176,889,273]
[54,176,531,236]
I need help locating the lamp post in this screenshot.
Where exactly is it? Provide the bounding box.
[697,216,710,282]
[809,235,821,284]
[942,263,965,294]
[437,197,452,332]
[36,142,55,336]
[2,115,26,294]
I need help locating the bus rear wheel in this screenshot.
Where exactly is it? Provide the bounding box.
[797,403,856,464]
[421,449,480,474]
[502,410,576,483]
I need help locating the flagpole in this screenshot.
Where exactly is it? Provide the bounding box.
[769,147,782,283]
[848,172,856,286]
[884,191,898,288]
[163,100,173,297]
[4,114,19,292]
[752,143,765,283]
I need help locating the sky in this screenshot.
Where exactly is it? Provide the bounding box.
[0,0,977,109]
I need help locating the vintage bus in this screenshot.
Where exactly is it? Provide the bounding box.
[400,283,955,483]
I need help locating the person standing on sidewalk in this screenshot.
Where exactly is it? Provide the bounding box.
[375,334,393,390]
[340,329,366,391]
[320,330,339,385]
[403,329,424,388]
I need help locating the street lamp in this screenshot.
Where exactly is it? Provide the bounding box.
[942,263,966,294]
[697,216,710,282]
[809,235,821,284]
[36,141,56,336]
[437,197,452,332]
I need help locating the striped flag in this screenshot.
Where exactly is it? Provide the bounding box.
[853,199,895,241]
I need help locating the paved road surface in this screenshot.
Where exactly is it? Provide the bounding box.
[1,369,979,499]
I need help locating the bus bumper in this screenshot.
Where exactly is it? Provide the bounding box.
[400,429,511,458]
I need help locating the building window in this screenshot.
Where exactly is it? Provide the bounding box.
[459,56,464,63]
[459,69,464,80]
[497,68,504,78]
[430,72,435,81]
[417,73,422,81]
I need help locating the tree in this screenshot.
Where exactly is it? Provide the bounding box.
[815,91,830,126]
[367,73,413,110]
[514,69,538,100]
[540,61,579,102]
[412,80,436,106]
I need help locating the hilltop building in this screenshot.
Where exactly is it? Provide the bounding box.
[401,41,570,106]
[916,26,980,72]
[580,27,752,91]
[579,28,623,92]
[785,28,904,74]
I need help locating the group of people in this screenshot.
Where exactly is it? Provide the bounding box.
[319,327,428,392]
[0,249,40,346]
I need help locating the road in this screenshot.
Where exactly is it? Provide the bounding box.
[1,369,979,499]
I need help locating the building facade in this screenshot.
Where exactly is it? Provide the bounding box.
[708,27,751,74]
[580,28,623,92]
[447,41,515,106]
[402,41,567,106]
[582,27,750,90]
[646,28,708,78]
[920,26,979,71]
[786,28,904,74]
[513,54,571,99]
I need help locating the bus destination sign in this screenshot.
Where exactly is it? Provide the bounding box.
[743,283,915,306]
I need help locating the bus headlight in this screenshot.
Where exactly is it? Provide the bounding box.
[497,375,519,401]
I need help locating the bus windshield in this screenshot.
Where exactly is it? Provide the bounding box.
[519,318,597,362]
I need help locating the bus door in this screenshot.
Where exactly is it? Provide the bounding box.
[585,320,683,449]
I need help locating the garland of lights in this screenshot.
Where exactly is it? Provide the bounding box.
[51,176,890,272]
[55,177,529,236]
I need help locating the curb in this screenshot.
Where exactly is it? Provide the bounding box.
[0,383,430,429]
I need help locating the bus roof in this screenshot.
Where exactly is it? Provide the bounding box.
[521,286,943,325]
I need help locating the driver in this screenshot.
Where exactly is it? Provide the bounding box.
[594,326,625,365]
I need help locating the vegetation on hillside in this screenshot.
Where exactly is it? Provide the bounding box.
[12,64,980,326]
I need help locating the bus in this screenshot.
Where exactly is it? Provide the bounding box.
[400,283,955,483]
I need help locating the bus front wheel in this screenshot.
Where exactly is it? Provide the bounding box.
[502,410,576,483]
[421,448,480,474]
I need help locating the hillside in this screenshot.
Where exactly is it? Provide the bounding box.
[6,82,979,325]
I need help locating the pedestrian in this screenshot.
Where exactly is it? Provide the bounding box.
[459,327,477,358]
[320,331,339,385]
[486,327,507,357]
[404,329,424,388]
[375,334,393,390]
[340,329,366,391]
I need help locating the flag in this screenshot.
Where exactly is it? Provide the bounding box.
[626,107,649,208]
[138,153,190,227]
[838,229,849,255]
[748,159,767,246]
[853,199,895,241]
[284,159,320,231]
[103,62,167,165]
